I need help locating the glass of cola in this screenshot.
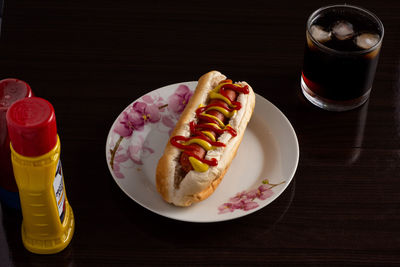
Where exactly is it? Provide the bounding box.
[301,5,384,111]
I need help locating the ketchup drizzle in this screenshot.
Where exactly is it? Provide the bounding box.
[170,80,249,170]
[170,135,225,149]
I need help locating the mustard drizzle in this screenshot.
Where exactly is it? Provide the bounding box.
[188,156,210,172]
[201,131,216,142]
[173,80,247,172]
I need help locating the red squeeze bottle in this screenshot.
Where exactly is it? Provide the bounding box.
[0,78,33,209]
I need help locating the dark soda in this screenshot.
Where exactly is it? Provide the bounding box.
[301,5,383,110]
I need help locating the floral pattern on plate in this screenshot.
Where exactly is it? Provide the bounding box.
[218,179,285,214]
[108,84,193,178]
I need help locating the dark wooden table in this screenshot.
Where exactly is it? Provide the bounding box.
[0,0,399,265]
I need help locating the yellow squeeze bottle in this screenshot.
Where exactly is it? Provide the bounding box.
[6,97,74,254]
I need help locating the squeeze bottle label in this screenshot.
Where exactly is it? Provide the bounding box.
[53,160,66,223]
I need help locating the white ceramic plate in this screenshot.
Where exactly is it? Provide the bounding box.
[105,81,299,222]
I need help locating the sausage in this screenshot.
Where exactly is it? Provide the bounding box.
[180,145,207,173]
[179,89,238,173]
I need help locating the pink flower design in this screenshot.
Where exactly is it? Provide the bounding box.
[113,111,137,137]
[114,101,161,137]
[243,201,259,211]
[167,85,193,114]
[127,135,155,165]
[112,147,129,179]
[229,191,249,203]
[218,179,284,214]
[134,101,161,122]
[257,184,274,200]
[228,191,260,211]
[159,84,194,134]
[161,115,175,128]
[110,84,193,177]
[113,164,124,179]
[218,203,235,214]
[142,94,155,104]
[127,145,143,165]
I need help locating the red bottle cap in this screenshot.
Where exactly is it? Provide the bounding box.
[6,97,57,157]
[1,78,33,148]
[0,78,33,193]
[0,78,33,109]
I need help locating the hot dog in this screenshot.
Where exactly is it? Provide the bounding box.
[156,71,256,206]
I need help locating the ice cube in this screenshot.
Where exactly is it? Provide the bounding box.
[355,33,380,50]
[310,25,331,43]
[332,20,354,40]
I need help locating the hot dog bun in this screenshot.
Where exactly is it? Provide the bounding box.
[156,71,256,207]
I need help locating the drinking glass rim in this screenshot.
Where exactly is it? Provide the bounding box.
[306,4,384,55]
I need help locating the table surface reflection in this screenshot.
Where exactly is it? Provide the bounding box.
[0,0,400,266]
